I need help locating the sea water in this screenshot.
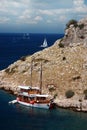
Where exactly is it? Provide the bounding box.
[0,90,87,130]
[0,33,63,70]
[0,33,87,130]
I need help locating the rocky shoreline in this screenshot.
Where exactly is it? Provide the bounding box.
[1,86,87,112]
[0,42,87,112]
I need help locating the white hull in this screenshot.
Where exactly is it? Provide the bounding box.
[40,45,47,48]
[18,101,50,109]
[9,100,17,104]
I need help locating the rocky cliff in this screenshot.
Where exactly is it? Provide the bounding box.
[0,17,87,112]
[60,17,87,47]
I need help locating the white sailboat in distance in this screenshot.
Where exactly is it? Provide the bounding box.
[40,38,48,48]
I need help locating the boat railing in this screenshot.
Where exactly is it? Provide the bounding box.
[18,92,29,96]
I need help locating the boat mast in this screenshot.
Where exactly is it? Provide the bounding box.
[40,61,42,94]
[30,57,34,87]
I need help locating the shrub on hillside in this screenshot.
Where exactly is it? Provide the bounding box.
[83,89,87,99]
[48,85,55,92]
[53,93,58,99]
[65,90,75,98]
[59,42,64,48]
[66,19,78,29]
[5,67,15,74]
[72,75,81,81]
[63,57,66,60]
[5,68,10,73]
[78,24,84,30]
[20,56,26,61]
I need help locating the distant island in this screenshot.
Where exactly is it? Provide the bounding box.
[0,17,87,112]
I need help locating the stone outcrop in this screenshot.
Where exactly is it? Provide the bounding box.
[0,17,87,112]
[61,17,87,47]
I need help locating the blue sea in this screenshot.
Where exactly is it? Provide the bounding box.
[0,33,87,130]
[0,33,63,70]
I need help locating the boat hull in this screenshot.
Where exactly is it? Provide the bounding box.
[18,101,51,109]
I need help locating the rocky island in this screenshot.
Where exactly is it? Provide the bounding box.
[0,17,87,112]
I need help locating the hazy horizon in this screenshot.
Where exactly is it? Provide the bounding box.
[0,0,87,33]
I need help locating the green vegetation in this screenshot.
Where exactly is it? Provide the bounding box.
[48,84,56,94]
[53,93,58,99]
[79,35,85,39]
[5,67,15,74]
[58,38,65,48]
[66,19,84,30]
[5,64,18,74]
[20,56,27,61]
[66,19,78,29]
[48,86,55,92]
[83,89,87,99]
[72,75,81,81]
[78,24,84,29]
[62,57,66,60]
[59,42,64,48]
[65,90,75,98]
[34,58,49,63]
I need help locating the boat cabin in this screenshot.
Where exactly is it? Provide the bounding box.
[36,94,50,103]
[17,94,51,104]
[18,86,40,95]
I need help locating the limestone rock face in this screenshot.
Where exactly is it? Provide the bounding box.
[0,17,87,112]
[61,17,87,47]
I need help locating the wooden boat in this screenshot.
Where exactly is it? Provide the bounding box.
[9,60,55,109]
[16,86,54,109]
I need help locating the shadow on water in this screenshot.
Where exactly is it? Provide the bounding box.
[11,103,87,130]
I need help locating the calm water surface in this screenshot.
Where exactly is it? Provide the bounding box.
[0,90,87,130]
[0,33,64,70]
[0,33,87,130]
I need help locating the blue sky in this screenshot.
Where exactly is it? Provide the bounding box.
[0,0,87,33]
